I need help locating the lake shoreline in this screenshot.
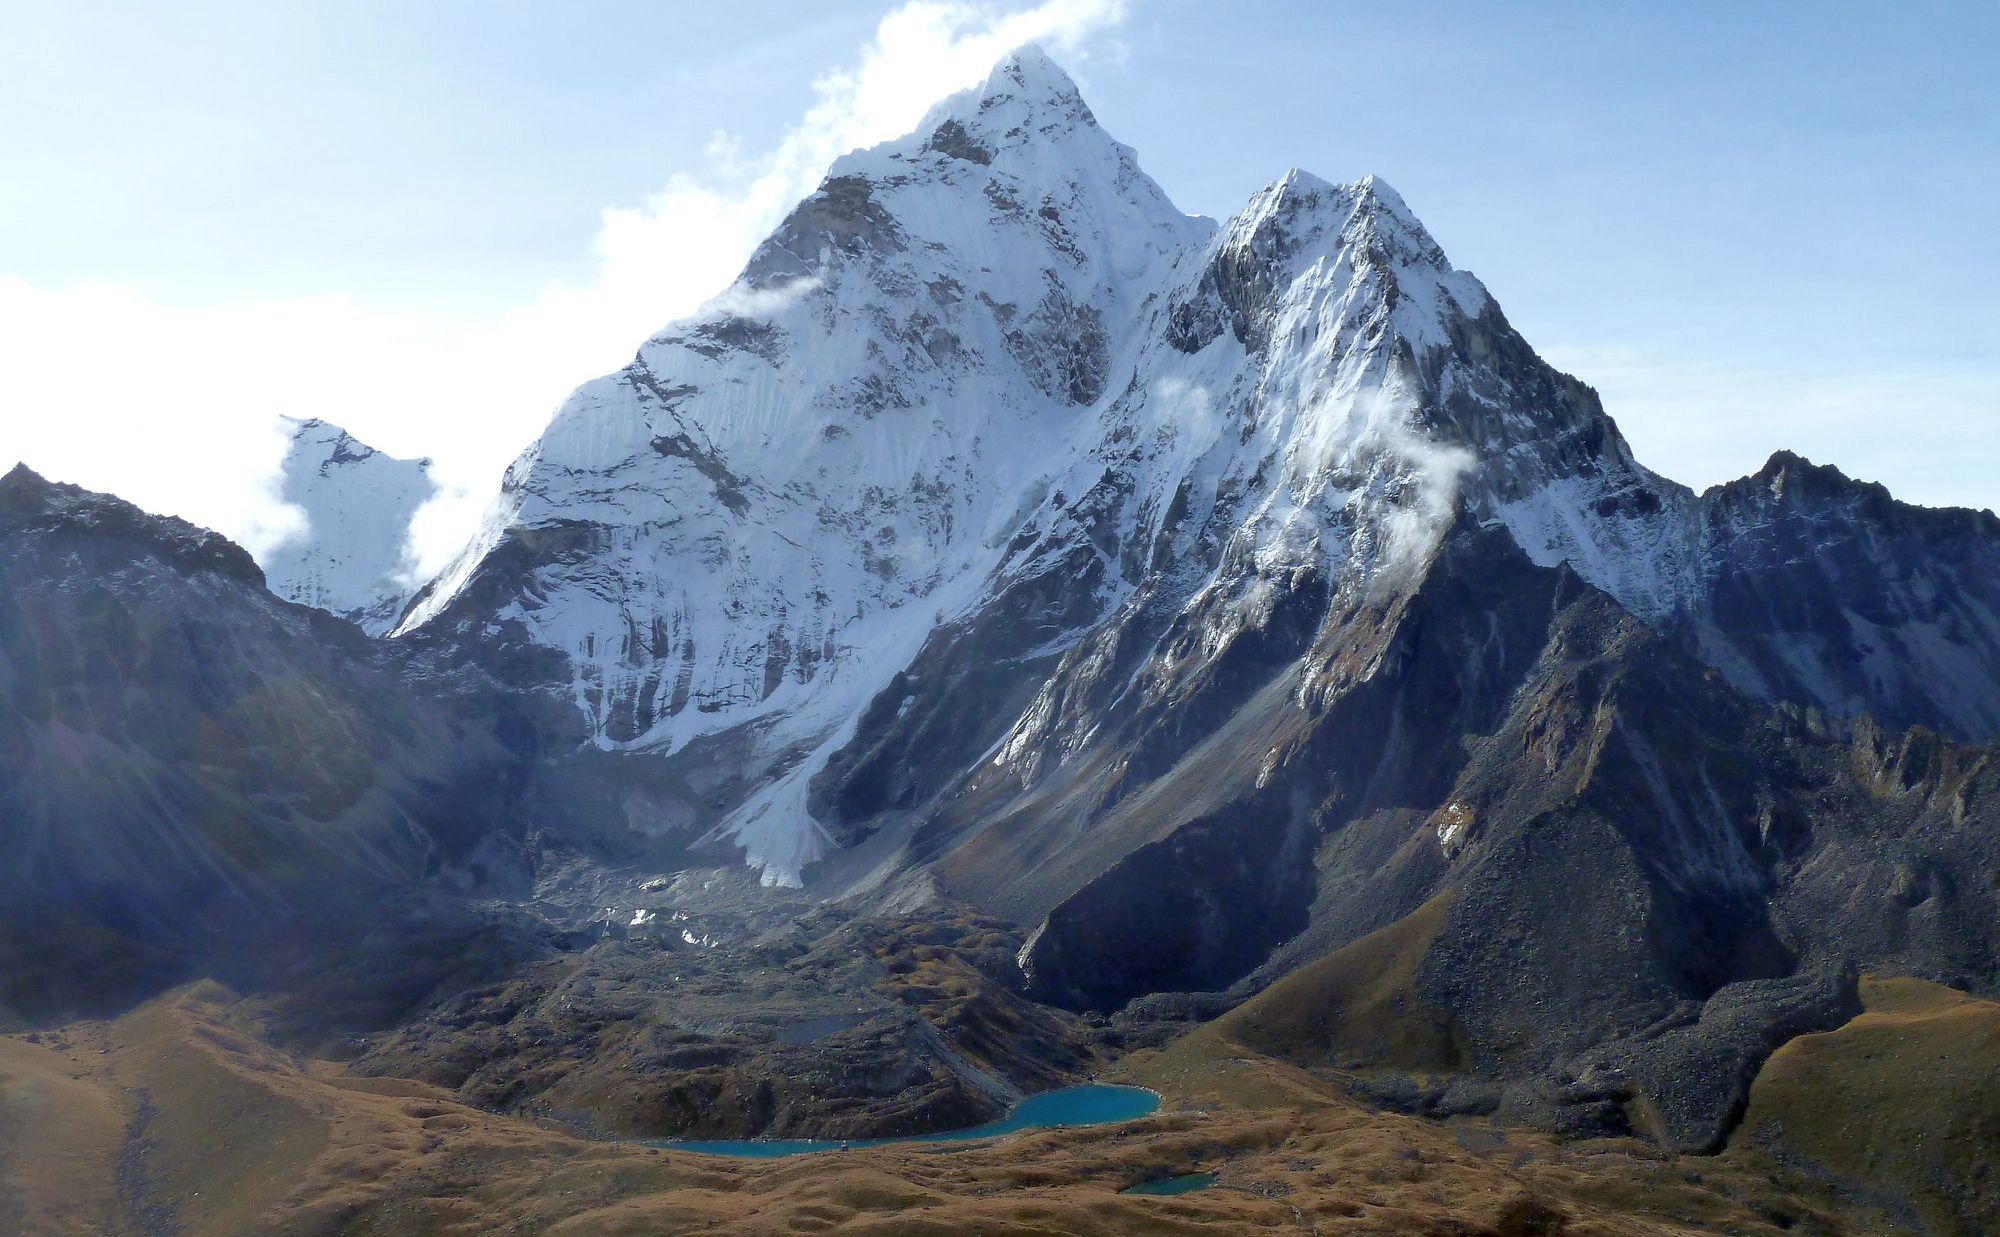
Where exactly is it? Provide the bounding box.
[646,1083,1164,1159]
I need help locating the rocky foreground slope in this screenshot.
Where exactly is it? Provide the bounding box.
[0,464,533,1024]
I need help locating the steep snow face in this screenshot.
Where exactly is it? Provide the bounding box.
[262,418,436,634]
[947,162,1730,821]
[401,49,1210,880]
[974,171,1505,780]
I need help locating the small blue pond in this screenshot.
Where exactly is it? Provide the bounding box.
[654,1084,1160,1158]
[1122,1171,1216,1196]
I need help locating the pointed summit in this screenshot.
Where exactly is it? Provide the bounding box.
[0,460,50,496]
[0,462,61,529]
[757,43,1201,296]
[1228,169,1449,275]
[982,41,1088,108]
[878,43,1112,176]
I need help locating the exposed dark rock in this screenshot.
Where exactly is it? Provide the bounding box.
[353,907,1095,1140]
[924,118,993,164]
[742,174,906,285]
[1003,284,1109,404]
[650,432,750,515]
[1565,963,1863,1153]
[1676,452,2000,742]
[0,464,263,586]
[1023,795,1317,1011]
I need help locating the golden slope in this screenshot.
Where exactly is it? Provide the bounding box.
[1731,975,2000,1235]
[0,1029,128,1235]
[1213,892,1462,1074]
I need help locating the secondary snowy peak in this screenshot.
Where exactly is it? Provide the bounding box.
[262,417,436,635]
[1163,171,1477,355]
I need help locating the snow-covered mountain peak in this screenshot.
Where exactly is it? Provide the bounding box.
[987,41,1083,99]
[1225,171,1444,268]
[1162,167,1487,367]
[285,416,434,476]
[801,48,1199,275]
[261,416,436,635]
[962,41,1090,121]
[899,42,1102,163]
[408,46,1834,885]
[400,48,1570,882]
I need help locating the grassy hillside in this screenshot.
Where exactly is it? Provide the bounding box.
[1214,892,1461,1074]
[1731,975,2000,1235]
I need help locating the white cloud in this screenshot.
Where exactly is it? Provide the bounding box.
[703,276,827,322]
[0,0,1131,573]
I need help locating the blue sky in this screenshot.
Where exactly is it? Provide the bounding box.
[2,0,1994,561]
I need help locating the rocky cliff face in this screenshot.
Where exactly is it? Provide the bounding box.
[0,464,528,1023]
[1006,515,2000,1150]
[1674,450,2000,741]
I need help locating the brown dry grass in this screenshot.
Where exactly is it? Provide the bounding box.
[0,972,1977,1235]
[0,1027,128,1235]
[1728,975,2000,1235]
[1214,892,1462,1074]
[1124,1019,1879,1236]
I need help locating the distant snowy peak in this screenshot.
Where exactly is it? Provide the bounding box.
[261,417,436,635]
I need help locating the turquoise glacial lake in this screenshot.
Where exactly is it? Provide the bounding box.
[654,1084,1160,1159]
